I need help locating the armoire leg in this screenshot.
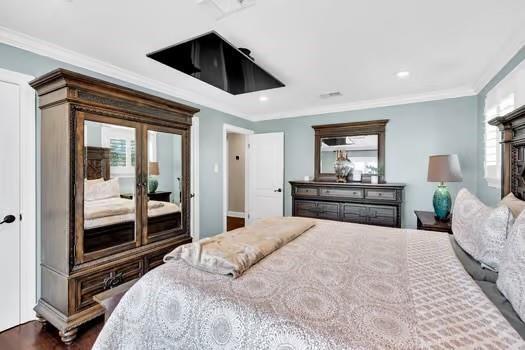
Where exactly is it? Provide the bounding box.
[35,313,47,326]
[59,328,78,345]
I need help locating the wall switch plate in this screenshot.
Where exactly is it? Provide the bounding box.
[213,163,219,173]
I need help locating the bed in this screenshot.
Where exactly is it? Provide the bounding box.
[93,219,524,349]
[83,147,181,252]
[93,107,525,348]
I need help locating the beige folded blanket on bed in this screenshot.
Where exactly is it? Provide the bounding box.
[84,198,164,220]
[164,216,315,278]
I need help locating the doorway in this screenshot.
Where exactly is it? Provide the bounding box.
[222,124,253,232]
[0,68,36,332]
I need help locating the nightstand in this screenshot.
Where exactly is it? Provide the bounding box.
[120,191,172,203]
[414,210,452,234]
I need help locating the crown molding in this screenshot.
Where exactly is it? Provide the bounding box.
[1,25,520,123]
[472,26,525,94]
[251,87,476,121]
[0,26,248,119]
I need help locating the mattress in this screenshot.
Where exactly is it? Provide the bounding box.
[84,197,180,230]
[93,220,525,349]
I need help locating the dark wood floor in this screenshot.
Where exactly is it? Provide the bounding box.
[227,216,245,231]
[0,317,103,350]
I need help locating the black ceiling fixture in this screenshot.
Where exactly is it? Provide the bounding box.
[147,31,285,95]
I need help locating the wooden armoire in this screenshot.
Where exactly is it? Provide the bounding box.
[30,69,199,344]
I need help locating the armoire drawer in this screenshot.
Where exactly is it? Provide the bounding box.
[320,188,363,199]
[144,247,173,272]
[365,189,396,201]
[368,205,397,227]
[295,187,318,196]
[74,259,143,312]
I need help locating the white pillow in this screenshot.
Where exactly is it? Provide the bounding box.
[500,192,525,218]
[497,210,525,322]
[85,178,121,201]
[452,188,514,271]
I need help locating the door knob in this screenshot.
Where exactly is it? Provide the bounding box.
[274,188,282,193]
[0,215,16,225]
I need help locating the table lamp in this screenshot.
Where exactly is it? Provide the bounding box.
[148,161,160,193]
[427,154,463,221]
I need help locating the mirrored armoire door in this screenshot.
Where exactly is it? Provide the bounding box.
[141,124,189,244]
[75,112,143,264]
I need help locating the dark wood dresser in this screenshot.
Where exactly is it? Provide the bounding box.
[290,181,405,227]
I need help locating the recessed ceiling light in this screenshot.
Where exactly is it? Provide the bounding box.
[396,71,410,79]
[259,95,268,102]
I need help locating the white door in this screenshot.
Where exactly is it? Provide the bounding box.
[0,79,22,331]
[248,133,284,223]
[0,69,36,332]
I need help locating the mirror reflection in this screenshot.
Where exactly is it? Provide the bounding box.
[146,130,182,236]
[83,120,137,253]
[320,135,379,178]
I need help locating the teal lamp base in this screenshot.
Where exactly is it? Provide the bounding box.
[148,177,158,193]
[433,183,451,221]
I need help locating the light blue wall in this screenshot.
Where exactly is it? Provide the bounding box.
[477,46,525,206]
[255,96,479,228]
[198,109,254,236]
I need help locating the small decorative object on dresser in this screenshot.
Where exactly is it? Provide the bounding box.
[414,210,452,233]
[427,154,463,221]
[334,150,353,182]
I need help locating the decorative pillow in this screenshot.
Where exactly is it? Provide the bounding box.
[85,178,121,201]
[500,192,525,218]
[452,188,514,271]
[497,210,525,322]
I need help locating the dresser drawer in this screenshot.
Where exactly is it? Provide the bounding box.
[365,189,397,201]
[316,202,340,220]
[74,260,143,312]
[295,200,340,220]
[368,205,397,227]
[295,187,319,196]
[341,203,369,224]
[320,188,363,199]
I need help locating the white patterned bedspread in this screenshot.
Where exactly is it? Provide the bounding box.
[93,220,525,349]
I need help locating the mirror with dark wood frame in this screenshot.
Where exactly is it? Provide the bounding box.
[313,120,388,183]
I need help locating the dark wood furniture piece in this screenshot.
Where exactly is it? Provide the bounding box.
[414,210,452,233]
[31,69,199,344]
[290,181,405,227]
[121,190,172,202]
[490,105,525,199]
[313,119,387,182]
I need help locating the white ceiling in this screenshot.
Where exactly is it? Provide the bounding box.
[1,0,525,121]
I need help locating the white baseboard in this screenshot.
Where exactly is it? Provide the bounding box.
[227,211,246,218]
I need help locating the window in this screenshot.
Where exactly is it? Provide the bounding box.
[484,58,525,188]
[110,139,127,167]
[101,126,136,176]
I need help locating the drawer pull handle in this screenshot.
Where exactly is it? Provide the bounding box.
[103,272,124,290]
